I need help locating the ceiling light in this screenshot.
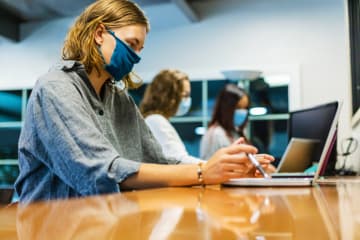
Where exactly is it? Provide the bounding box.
[250,107,267,116]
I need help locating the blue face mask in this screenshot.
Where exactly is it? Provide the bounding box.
[175,97,192,116]
[102,30,141,82]
[234,109,248,127]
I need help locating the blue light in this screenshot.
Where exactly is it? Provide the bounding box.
[195,126,206,135]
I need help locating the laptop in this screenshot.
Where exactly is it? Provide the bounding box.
[223,101,341,187]
[274,137,319,175]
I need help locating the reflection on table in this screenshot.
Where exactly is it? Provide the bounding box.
[0,180,360,239]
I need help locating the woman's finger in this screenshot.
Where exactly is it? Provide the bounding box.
[221,152,248,163]
[222,163,251,173]
[254,170,269,178]
[265,164,276,173]
[255,154,275,163]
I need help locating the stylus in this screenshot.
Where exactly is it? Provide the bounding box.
[247,153,271,179]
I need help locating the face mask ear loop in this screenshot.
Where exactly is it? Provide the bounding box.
[107,29,116,37]
[98,29,118,68]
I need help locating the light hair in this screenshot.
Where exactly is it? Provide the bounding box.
[140,69,189,118]
[62,0,150,89]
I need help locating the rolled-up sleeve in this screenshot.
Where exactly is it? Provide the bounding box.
[33,80,140,196]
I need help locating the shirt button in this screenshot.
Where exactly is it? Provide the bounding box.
[98,109,104,116]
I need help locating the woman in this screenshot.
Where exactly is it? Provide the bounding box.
[140,69,201,164]
[15,0,273,203]
[200,84,250,160]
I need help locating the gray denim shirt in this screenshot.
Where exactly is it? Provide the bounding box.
[15,60,178,203]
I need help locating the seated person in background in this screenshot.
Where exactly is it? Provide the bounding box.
[140,69,202,164]
[200,84,251,160]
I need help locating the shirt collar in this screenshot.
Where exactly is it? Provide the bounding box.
[51,60,82,72]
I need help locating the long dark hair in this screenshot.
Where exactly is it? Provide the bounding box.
[209,84,249,141]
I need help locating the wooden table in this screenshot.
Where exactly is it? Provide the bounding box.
[1,179,360,240]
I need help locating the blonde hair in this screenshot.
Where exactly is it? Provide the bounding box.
[62,0,150,89]
[140,69,189,118]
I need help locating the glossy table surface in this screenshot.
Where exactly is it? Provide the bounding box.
[1,178,360,240]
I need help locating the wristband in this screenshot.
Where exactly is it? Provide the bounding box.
[197,163,204,186]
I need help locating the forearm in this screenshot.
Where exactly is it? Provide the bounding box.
[120,163,199,190]
[120,144,266,190]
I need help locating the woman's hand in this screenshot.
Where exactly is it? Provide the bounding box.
[252,154,276,177]
[202,144,258,184]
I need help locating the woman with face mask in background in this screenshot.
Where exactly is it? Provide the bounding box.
[200,84,252,160]
[15,0,275,203]
[140,69,203,164]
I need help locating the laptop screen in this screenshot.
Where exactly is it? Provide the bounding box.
[288,102,338,175]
